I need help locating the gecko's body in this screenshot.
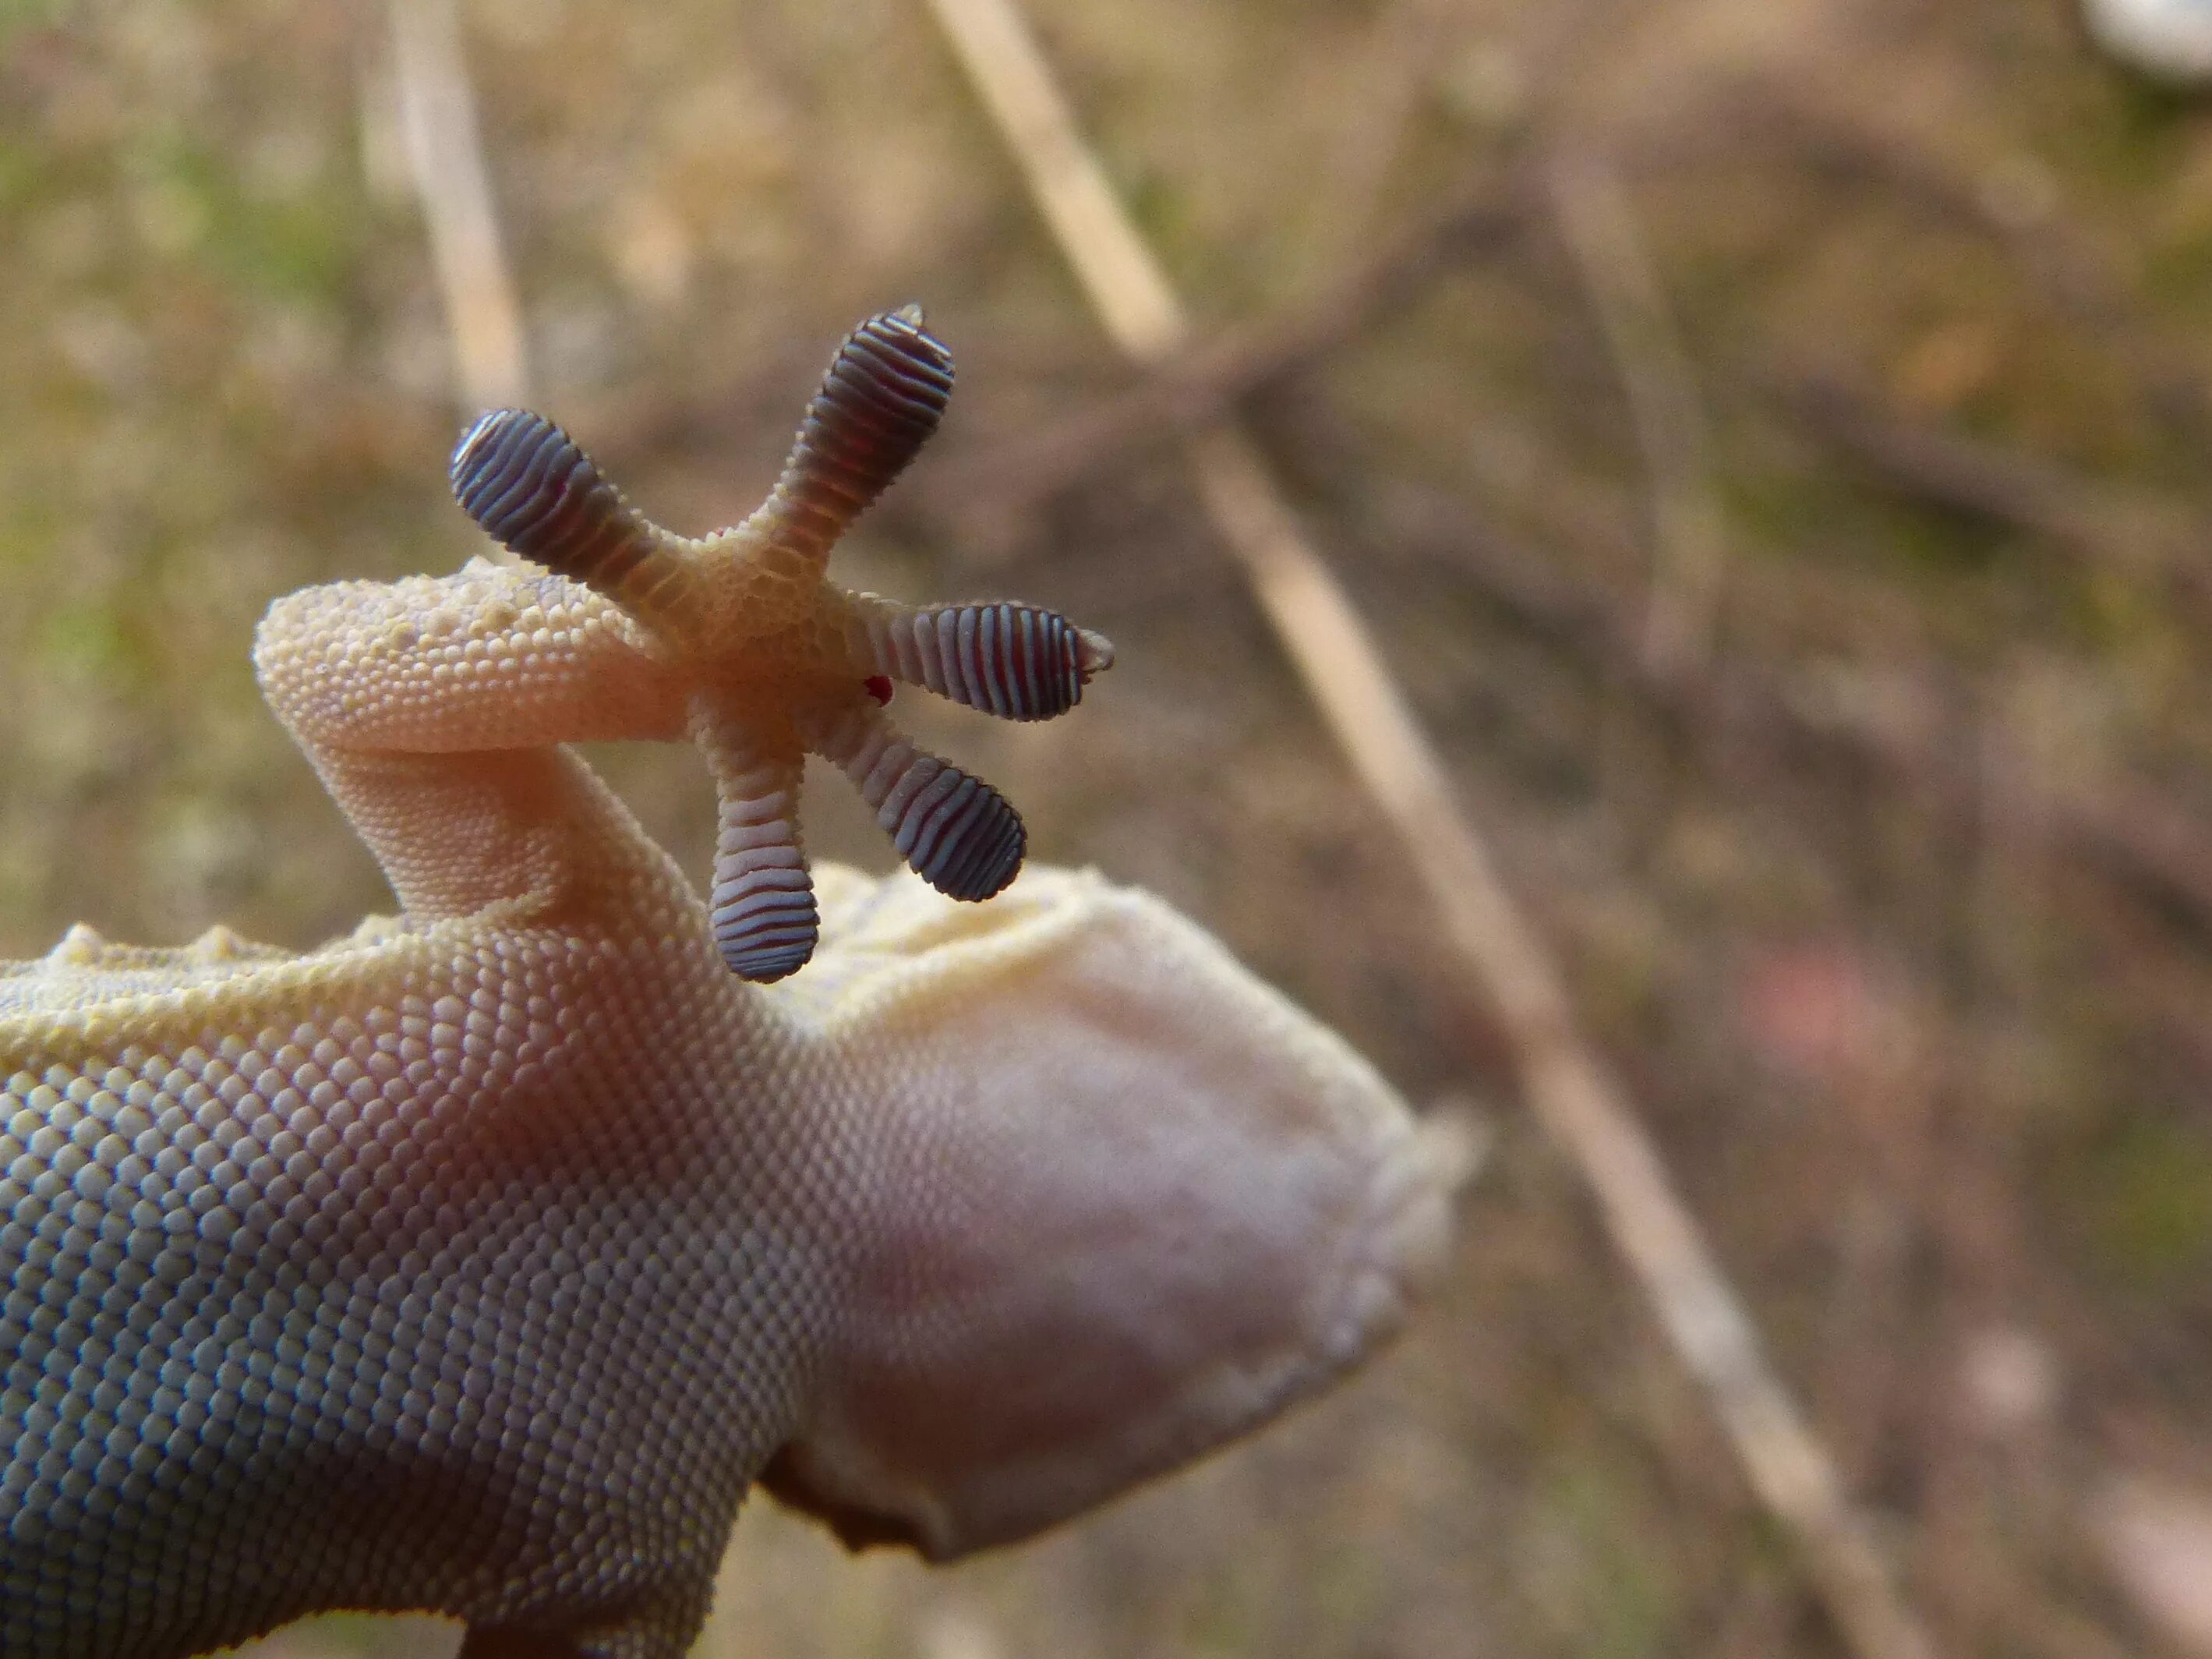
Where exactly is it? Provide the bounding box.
[0,319,1450,1658]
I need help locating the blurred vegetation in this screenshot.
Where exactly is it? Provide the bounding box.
[8,0,2212,1654]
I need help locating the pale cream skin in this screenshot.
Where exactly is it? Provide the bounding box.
[0,320,1453,1659]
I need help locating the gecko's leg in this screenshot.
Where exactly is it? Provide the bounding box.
[255,565,695,928]
[327,308,1111,969]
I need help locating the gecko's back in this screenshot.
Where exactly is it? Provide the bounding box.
[2,859,1451,1659]
[2,897,827,1655]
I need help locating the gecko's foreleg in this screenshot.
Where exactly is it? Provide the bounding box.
[444,307,1116,981]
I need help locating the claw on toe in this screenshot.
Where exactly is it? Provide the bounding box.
[447,308,1115,982]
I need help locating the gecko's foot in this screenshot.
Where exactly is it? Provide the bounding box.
[447,309,1114,982]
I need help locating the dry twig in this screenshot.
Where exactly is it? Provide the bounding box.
[919,1,1941,1655]
[1547,147,1727,684]
[913,164,1529,528]
[1728,79,2211,440]
[1764,370,2212,621]
[1344,453,2212,952]
[387,0,531,421]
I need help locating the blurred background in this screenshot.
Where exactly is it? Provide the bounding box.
[7,0,2212,1654]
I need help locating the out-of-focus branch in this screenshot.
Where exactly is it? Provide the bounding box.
[1548,148,1726,684]
[1333,465,2212,953]
[1725,79,2211,440]
[387,0,530,421]
[922,80,2212,624]
[913,165,1529,529]
[920,2,1941,1657]
[1764,370,2212,621]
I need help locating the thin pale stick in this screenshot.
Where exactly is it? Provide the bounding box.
[920,2,1938,1655]
[388,0,531,428]
[1547,148,1726,685]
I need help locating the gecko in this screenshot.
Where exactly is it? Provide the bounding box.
[0,310,1454,1658]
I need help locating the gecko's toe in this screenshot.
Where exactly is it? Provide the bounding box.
[694,709,822,982]
[709,821,819,981]
[802,701,1027,904]
[847,600,1114,721]
[889,761,1026,902]
[450,409,694,623]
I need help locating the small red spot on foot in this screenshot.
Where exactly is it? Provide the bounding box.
[864,674,894,705]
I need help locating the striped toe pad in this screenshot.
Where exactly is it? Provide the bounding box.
[450,409,689,616]
[872,753,1026,903]
[853,602,1113,722]
[704,752,818,984]
[807,704,1027,904]
[772,310,956,550]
